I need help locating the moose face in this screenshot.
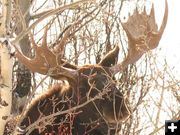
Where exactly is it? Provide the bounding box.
[77,65,130,125]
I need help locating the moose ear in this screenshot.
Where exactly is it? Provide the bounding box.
[98,45,119,67]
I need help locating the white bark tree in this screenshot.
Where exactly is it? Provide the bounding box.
[0,0,13,134]
[0,41,13,134]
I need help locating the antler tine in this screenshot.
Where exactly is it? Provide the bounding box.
[147,0,168,50]
[29,33,36,49]
[42,25,48,48]
[157,0,168,37]
[110,0,168,74]
[149,3,156,27]
[15,45,36,71]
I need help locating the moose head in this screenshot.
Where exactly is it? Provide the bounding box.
[13,0,168,134]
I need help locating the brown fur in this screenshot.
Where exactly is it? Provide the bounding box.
[25,83,70,114]
[20,83,73,134]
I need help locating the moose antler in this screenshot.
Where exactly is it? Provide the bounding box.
[15,25,78,80]
[111,0,168,74]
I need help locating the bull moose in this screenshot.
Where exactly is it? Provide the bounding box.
[6,0,168,134]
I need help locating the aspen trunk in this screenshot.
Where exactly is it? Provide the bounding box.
[0,41,13,134]
[0,0,12,134]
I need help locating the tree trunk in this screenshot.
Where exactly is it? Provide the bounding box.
[12,0,32,114]
[0,41,13,134]
[0,0,12,134]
